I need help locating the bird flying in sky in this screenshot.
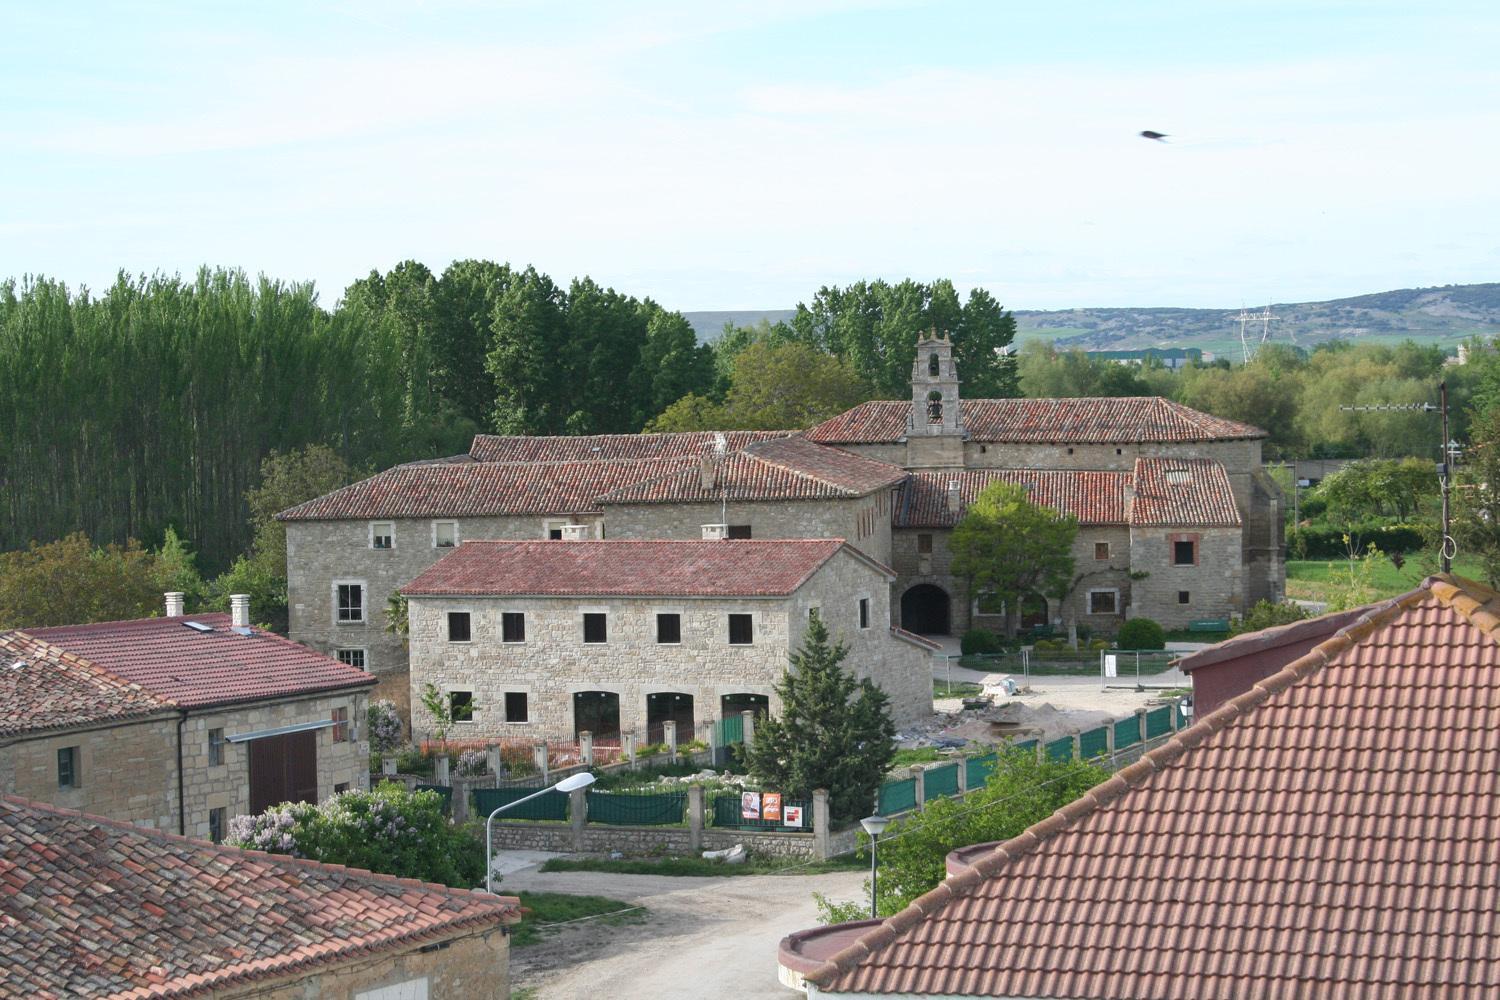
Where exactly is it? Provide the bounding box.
[1139,130,1168,141]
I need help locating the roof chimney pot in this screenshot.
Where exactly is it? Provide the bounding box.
[699,454,717,491]
[230,594,251,629]
[702,523,729,541]
[164,592,185,618]
[561,523,590,541]
[947,480,962,514]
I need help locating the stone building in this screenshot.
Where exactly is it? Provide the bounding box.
[0,794,519,999]
[0,594,373,840]
[401,536,936,743]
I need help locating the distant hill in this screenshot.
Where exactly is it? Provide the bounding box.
[685,283,1500,357]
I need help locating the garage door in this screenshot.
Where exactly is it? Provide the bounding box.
[248,729,319,814]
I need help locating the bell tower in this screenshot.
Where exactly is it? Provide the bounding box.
[905,330,966,470]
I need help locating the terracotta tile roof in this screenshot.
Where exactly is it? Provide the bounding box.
[26,614,375,710]
[797,573,1500,1000]
[468,429,792,462]
[805,397,1266,444]
[596,437,907,505]
[1130,456,1242,527]
[402,539,889,598]
[895,470,1128,528]
[0,795,518,999]
[0,632,176,736]
[276,457,687,520]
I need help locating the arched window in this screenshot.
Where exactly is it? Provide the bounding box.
[927,389,944,423]
[928,352,941,376]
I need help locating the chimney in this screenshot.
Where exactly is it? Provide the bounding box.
[561,523,590,541]
[230,594,251,629]
[164,592,185,618]
[699,454,717,491]
[702,523,729,541]
[946,480,962,514]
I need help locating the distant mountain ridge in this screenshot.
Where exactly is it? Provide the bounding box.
[685,283,1500,355]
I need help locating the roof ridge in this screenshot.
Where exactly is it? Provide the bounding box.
[806,581,1437,989]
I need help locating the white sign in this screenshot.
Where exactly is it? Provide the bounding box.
[1104,654,1118,678]
[782,805,804,828]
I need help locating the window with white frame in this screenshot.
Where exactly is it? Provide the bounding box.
[369,521,395,550]
[336,648,367,670]
[334,582,365,623]
[432,520,458,548]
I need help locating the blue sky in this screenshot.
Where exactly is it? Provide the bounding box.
[2,1,1497,310]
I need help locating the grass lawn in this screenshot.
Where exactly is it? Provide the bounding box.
[932,679,984,698]
[1285,555,1485,603]
[537,854,861,878]
[509,890,643,947]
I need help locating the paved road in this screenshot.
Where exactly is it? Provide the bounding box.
[504,864,865,999]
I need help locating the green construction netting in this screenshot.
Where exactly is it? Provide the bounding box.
[473,786,569,822]
[1078,728,1109,760]
[1045,736,1074,762]
[925,763,960,799]
[1114,715,1142,748]
[587,790,687,826]
[878,777,918,815]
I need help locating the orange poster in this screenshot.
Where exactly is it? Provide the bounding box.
[762,793,782,821]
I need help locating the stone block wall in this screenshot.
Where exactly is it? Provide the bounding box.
[1127,525,1244,627]
[486,820,818,860]
[0,716,180,831]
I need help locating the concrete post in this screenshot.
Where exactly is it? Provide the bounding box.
[1104,720,1116,765]
[688,784,705,854]
[956,757,968,797]
[451,777,471,824]
[533,743,549,783]
[624,731,637,768]
[741,710,756,747]
[486,745,503,778]
[812,789,831,860]
[579,730,594,767]
[382,758,397,776]
[911,765,927,810]
[1170,698,1181,732]
[1136,708,1149,747]
[569,786,588,852]
[434,755,450,786]
[664,720,678,762]
[1071,733,1081,760]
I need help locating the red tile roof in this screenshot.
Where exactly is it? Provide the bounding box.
[805,397,1267,444]
[26,614,375,710]
[402,539,889,598]
[895,470,1129,528]
[468,429,792,462]
[796,574,1500,1000]
[596,437,907,505]
[1130,456,1242,527]
[0,632,175,736]
[0,795,518,999]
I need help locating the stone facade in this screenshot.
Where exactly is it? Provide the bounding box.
[486,820,819,860]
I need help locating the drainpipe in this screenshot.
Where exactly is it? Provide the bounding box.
[176,711,188,836]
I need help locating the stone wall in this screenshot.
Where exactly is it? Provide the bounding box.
[1127,525,1244,627]
[486,821,819,860]
[963,437,1263,475]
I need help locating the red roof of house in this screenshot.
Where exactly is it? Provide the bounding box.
[793,574,1500,999]
[402,539,888,598]
[0,632,176,736]
[596,437,907,505]
[0,795,518,999]
[805,396,1266,445]
[895,470,1129,528]
[25,614,375,710]
[468,429,792,462]
[1130,456,1242,526]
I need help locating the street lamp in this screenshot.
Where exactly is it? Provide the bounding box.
[860,814,891,919]
[485,771,596,893]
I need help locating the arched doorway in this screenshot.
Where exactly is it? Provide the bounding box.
[647,692,695,744]
[901,584,951,635]
[573,691,620,741]
[1020,593,1049,630]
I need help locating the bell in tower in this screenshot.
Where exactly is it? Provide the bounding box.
[908,329,964,438]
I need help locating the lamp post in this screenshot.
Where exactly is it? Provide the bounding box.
[485,771,596,893]
[860,814,891,919]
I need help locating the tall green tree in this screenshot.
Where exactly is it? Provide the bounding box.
[0,533,176,629]
[950,482,1079,636]
[1454,406,1500,587]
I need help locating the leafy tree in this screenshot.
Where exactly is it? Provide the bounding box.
[643,393,730,433]
[1454,406,1500,586]
[647,341,872,431]
[1116,617,1165,650]
[1315,457,1437,522]
[949,482,1079,637]
[419,681,474,750]
[632,303,717,426]
[741,616,897,823]
[1017,341,1152,398]
[245,444,358,575]
[0,533,173,629]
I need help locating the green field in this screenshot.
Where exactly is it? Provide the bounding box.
[1284,556,1485,604]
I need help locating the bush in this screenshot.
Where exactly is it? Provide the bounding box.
[1230,600,1310,636]
[394,743,431,776]
[367,700,403,753]
[1117,617,1165,650]
[1286,521,1426,559]
[960,628,1003,655]
[227,784,485,888]
[1087,638,1110,650]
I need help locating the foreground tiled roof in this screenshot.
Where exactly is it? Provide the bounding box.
[0,632,175,737]
[797,574,1500,999]
[1130,456,1242,527]
[596,437,907,505]
[403,539,889,597]
[27,614,375,710]
[895,470,1128,528]
[805,397,1266,445]
[468,429,792,462]
[0,796,518,999]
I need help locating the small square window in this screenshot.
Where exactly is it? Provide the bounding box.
[502,612,526,643]
[334,782,350,795]
[336,583,364,623]
[433,521,458,548]
[808,606,820,623]
[1095,541,1110,561]
[208,728,225,766]
[209,807,227,844]
[583,613,608,644]
[548,527,564,540]
[858,598,870,630]
[336,648,367,670]
[1066,447,1074,455]
[917,533,933,554]
[332,706,350,743]
[657,613,682,644]
[370,522,394,549]
[1173,539,1197,566]
[726,525,752,539]
[505,691,529,723]
[447,611,471,642]
[449,690,475,722]
[1089,591,1118,615]
[57,747,79,789]
[728,613,754,645]
[1178,590,1191,605]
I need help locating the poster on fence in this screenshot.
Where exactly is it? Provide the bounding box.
[1104,654,1117,678]
[762,793,782,821]
[782,805,803,828]
[741,791,761,819]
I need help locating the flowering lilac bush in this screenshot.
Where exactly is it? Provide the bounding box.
[367,699,403,753]
[226,802,317,856]
[455,749,488,776]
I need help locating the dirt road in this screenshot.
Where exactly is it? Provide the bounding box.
[504,865,865,999]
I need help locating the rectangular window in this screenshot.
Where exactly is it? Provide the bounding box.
[1095,541,1110,561]
[208,728,225,766]
[209,807,227,844]
[334,782,350,795]
[1173,539,1197,566]
[1089,590,1118,615]
[370,521,395,549]
[728,613,754,645]
[657,613,682,644]
[57,747,79,789]
[449,690,475,722]
[336,648,367,670]
[505,691,529,723]
[859,598,870,630]
[1178,590,1191,605]
[726,525,752,539]
[433,520,458,548]
[548,527,564,540]
[917,533,933,554]
[807,606,820,623]
[332,706,350,743]
[336,583,364,623]
[447,611,472,642]
[583,613,607,644]
[502,612,526,643]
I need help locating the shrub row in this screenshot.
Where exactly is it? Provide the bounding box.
[1287,522,1426,559]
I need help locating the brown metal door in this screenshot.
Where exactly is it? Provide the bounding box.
[248,730,320,814]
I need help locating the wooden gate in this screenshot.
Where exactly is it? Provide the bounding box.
[248,730,319,814]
